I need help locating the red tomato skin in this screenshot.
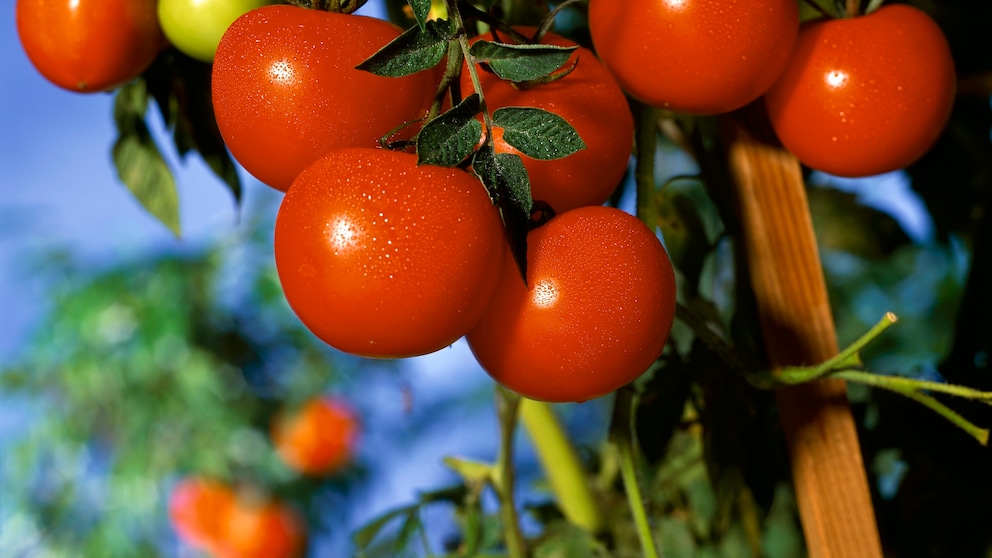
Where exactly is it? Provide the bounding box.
[215,499,305,558]
[589,0,799,115]
[16,0,166,92]
[463,28,633,213]
[467,206,677,403]
[168,478,236,555]
[271,397,359,476]
[764,5,956,178]
[211,6,434,191]
[274,148,506,358]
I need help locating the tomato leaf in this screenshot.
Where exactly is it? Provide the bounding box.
[417,94,482,167]
[357,18,453,77]
[473,146,532,281]
[492,107,586,160]
[468,40,576,82]
[144,52,242,206]
[407,0,431,29]
[112,81,181,237]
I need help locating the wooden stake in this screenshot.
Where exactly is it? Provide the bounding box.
[724,115,882,557]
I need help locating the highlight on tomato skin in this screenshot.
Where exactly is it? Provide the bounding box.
[271,396,360,477]
[462,27,634,213]
[274,147,506,359]
[588,0,799,115]
[15,0,167,93]
[764,4,956,178]
[466,205,678,403]
[211,5,435,192]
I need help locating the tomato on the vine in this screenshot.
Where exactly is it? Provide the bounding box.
[158,0,276,63]
[274,148,506,358]
[588,0,799,115]
[462,28,633,213]
[467,206,677,403]
[271,396,359,476]
[218,497,305,558]
[16,0,166,92]
[212,6,435,191]
[169,478,235,556]
[764,5,956,178]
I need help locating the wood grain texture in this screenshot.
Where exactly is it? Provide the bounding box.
[724,117,882,557]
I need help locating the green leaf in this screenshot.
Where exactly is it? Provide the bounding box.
[473,146,532,281]
[356,18,453,77]
[353,504,418,548]
[417,94,482,167]
[443,455,494,484]
[533,522,599,558]
[469,40,576,82]
[112,81,181,237]
[492,107,585,160]
[408,0,431,29]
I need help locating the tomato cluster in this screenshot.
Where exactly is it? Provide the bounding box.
[589,1,956,178]
[16,1,956,404]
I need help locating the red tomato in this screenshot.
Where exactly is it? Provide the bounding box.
[212,6,434,191]
[462,28,633,213]
[467,206,677,403]
[274,148,506,358]
[216,497,305,558]
[588,0,799,115]
[271,396,359,476]
[764,5,956,178]
[16,0,166,92]
[168,478,235,555]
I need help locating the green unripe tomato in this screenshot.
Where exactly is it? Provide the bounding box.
[157,0,275,63]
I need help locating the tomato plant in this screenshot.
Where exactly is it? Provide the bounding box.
[15,0,166,92]
[764,4,956,178]
[274,147,506,358]
[462,28,633,213]
[271,396,359,476]
[211,5,435,191]
[588,0,799,115]
[467,206,677,403]
[158,0,276,63]
[168,478,235,556]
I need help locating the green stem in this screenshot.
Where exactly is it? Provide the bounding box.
[519,399,603,533]
[777,312,898,384]
[493,386,526,558]
[612,388,661,558]
[833,370,990,445]
[833,370,992,404]
[634,102,658,225]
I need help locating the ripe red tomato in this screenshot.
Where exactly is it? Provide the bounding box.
[462,28,633,213]
[16,0,166,92]
[169,478,235,555]
[588,0,799,115]
[467,206,677,403]
[216,496,305,558]
[764,5,956,178]
[212,6,434,191]
[271,396,359,476]
[274,148,506,358]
